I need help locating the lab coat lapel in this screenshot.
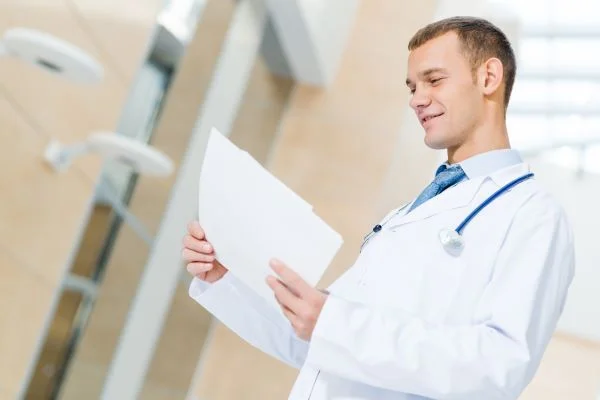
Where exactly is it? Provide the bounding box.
[392,175,487,227]
[392,162,533,228]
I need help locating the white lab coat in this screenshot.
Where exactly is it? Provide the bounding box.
[189,162,575,399]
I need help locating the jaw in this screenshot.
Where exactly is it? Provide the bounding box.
[423,133,448,150]
[422,116,455,150]
[425,114,480,161]
[423,129,481,160]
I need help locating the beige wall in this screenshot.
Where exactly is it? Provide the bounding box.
[0,0,161,397]
[521,334,600,400]
[191,1,440,399]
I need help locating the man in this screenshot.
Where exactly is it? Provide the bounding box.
[182,17,575,399]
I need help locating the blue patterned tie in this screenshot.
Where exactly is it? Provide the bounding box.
[407,164,467,212]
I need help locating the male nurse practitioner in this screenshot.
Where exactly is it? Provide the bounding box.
[182,17,575,400]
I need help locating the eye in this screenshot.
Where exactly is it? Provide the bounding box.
[430,77,443,86]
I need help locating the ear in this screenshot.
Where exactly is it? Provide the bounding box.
[478,57,504,97]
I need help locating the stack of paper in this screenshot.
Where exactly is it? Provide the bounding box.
[198,127,344,310]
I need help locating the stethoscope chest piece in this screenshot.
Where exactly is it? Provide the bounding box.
[439,228,464,256]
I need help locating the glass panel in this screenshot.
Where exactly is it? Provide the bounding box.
[583,144,600,173]
[507,115,552,148]
[519,38,600,74]
[489,0,552,26]
[507,115,600,149]
[511,80,600,108]
[496,0,600,174]
[493,0,600,26]
[538,144,600,174]
[547,0,600,26]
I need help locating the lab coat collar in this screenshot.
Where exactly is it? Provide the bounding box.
[392,162,532,227]
[487,161,533,187]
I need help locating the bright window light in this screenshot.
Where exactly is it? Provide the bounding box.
[494,0,600,174]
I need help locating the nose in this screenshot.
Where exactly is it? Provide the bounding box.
[409,86,431,110]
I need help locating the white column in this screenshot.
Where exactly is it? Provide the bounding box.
[264,0,360,86]
[100,1,268,398]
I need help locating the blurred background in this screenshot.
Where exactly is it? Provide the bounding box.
[0,0,598,399]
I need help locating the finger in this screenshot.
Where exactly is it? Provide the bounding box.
[188,221,205,240]
[182,248,215,263]
[279,302,302,327]
[280,278,301,297]
[269,259,312,298]
[204,270,224,283]
[272,291,301,324]
[187,262,214,276]
[266,270,300,296]
[183,235,213,254]
[267,275,302,312]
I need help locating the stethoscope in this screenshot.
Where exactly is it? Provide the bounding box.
[361,172,535,255]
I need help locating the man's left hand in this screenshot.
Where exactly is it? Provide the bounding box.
[266,258,328,341]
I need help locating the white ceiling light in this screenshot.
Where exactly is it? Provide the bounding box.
[44,132,174,177]
[44,133,175,246]
[0,27,104,84]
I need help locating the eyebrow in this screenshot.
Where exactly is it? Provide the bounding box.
[406,67,449,86]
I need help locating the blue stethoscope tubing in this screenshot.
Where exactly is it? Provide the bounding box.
[454,172,534,235]
[362,172,535,252]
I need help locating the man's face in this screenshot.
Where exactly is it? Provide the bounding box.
[406,32,483,152]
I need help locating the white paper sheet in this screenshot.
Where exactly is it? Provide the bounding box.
[198,127,344,310]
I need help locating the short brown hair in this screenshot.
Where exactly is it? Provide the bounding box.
[408,16,517,109]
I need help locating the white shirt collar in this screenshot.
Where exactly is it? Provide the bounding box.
[445,149,523,179]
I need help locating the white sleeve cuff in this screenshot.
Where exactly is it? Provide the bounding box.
[188,272,235,301]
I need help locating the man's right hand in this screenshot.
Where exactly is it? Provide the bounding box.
[182,221,228,283]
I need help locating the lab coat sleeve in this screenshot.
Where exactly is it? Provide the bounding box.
[305,196,575,399]
[189,273,309,369]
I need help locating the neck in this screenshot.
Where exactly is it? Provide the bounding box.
[447,106,510,164]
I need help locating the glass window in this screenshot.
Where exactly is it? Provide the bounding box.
[583,144,600,173]
[493,0,600,27]
[510,80,600,109]
[519,38,600,74]
[506,115,600,147]
[488,0,552,26]
[493,0,600,172]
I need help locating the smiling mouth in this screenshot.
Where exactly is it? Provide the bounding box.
[422,113,443,124]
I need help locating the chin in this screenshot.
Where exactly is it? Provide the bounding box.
[423,133,449,150]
